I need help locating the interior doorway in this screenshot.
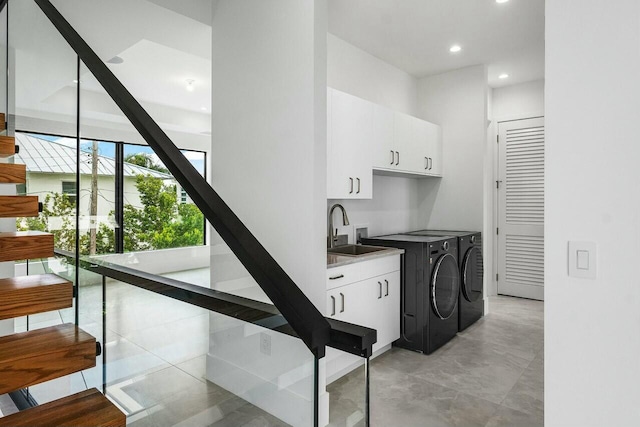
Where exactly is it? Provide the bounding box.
[497,117,545,300]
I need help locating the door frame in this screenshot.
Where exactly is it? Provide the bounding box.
[489,113,544,301]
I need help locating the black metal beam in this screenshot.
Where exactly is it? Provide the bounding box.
[34,0,329,353]
[55,249,374,358]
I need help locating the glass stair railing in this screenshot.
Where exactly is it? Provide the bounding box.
[0,0,377,426]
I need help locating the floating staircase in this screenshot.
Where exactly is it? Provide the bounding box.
[0,134,125,426]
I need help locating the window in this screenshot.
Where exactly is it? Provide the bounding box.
[16,183,26,196]
[16,132,206,254]
[62,181,77,205]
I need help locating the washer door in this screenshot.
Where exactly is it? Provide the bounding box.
[462,246,483,302]
[431,253,460,320]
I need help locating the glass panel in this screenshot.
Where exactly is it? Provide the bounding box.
[327,350,367,427]
[431,253,460,319]
[102,280,315,426]
[21,255,105,405]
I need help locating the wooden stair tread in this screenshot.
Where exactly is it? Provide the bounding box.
[0,163,26,183]
[0,274,73,320]
[0,388,125,427]
[0,231,53,262]
[0,195,39,218]
[0,135,15,158]
[0,113,5,132]
[0,324,96,394]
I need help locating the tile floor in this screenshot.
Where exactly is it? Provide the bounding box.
[1,275,543,427]
[328,296,544,427]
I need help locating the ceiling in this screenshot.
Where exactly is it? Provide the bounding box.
[13,0,543,144]
[328,0,545,87]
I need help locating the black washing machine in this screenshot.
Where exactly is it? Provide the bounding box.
[361,234,459,354]
[406,230,484,331]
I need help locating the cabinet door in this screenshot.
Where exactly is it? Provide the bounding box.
[372,271,401,353]
[393,112,412,172]
[327,89,373,199]
[372,104,396,170]
[429,124,443,176]
[409,118,431,175]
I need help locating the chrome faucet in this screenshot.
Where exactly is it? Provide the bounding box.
[328,204,350,248]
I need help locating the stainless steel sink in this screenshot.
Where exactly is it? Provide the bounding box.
[327,244,388,256]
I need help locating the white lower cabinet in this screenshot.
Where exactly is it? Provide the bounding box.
[326,256,400,383]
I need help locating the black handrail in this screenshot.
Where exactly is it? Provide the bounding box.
[54,249,376,357]
[33,0,330,355]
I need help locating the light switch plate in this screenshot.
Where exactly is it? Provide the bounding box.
[568,241,597,279]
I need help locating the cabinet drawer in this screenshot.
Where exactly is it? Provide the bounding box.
[326,263,361,290]
[358,254,400,278]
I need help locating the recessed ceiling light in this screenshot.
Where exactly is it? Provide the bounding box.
[449,45,462,53]
[496,0,509,3]
[185,79,195,92]
[499,73,509,79]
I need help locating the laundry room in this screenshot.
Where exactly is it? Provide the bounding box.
[324,1,544,426]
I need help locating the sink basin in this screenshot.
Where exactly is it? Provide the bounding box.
[328,244,388,256]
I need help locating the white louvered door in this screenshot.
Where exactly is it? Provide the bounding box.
[498,117,544,300]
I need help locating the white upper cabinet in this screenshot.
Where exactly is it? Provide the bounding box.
[372,104,396,169]
[413,118,442,176]
[327,88,373,199]
[328,88,442,198]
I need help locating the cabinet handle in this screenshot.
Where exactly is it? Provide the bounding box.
[349,177,353,194]
[429,157,433,170]
[329,274,344,280]
[340,293,345,313]
[395,151,400,165]
[385,279,389,296]
[356,177,361,194]
[390,150,395,165]
[331,295,336,316]
[425,157,428,170]
[378,281,382,299]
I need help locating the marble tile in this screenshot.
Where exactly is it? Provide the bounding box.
[121,314,209,365]
[458,316,543,361]
[485,405,543,427]
[329,296,545,426]
[125,377,288,427]
[176,355,208,383]
[408,336,532,404]
[501,354,544,418]
[329,363,501,427]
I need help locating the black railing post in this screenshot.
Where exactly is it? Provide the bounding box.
[102,275,107,394]
[314,355,319,427]
[114,143,124,253]
[74,54,80,326]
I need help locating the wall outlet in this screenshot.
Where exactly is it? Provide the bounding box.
[355,224,369,243]
[260,333,271,356]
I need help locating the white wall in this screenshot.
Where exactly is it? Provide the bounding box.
[210,1,328,425]
[546,1,640,426]
[327,34,422,238]
[492,79,544,120]
[327,34,417,115]
[416,65,488,231]
[417,66,489,309]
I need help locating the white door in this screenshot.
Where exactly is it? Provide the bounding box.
[497,117,545,300]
